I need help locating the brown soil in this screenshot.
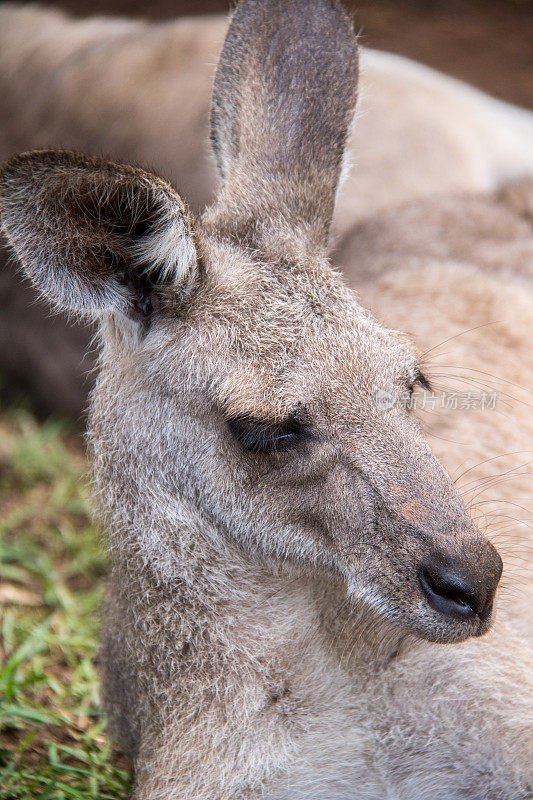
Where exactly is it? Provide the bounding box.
[22,0,533,109]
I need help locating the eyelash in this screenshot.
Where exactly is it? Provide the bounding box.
[414,371,432,392]
[406,372,432,405]
[228,416,305,454]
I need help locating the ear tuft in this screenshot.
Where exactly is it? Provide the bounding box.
[0,150,197,319]
[131,215,197,289]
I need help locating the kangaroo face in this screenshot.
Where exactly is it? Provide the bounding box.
[88,227,500,645]
[0,0,501,646]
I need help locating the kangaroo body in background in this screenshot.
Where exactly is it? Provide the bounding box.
[1,3,533,419]
[2,4,533,226]
[1,1,533,798]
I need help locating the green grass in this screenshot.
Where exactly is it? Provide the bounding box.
[0,409,132,799]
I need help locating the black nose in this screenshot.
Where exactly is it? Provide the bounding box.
[418,553,502,621]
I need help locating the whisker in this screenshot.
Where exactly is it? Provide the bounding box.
[420,322,500,359]
[429,364,533,396]
[462,470,533,495]
[452,451,533,486]
[424,374,519,410]
[469,499,533,519]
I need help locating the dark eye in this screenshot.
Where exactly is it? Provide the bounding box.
[227,415,306,454]
[415,371,432,392]
[408,370,431,394]
[406,371,432,408]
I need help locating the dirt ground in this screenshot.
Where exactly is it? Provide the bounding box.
[23,0,533,109]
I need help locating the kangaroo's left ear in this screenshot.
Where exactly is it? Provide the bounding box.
[0,150,197,320]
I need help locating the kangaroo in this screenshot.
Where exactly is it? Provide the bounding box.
[1,1,532,798]
[2,3,533,228]
[2,3,533,420]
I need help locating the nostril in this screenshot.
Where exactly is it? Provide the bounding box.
[418,566,479,620]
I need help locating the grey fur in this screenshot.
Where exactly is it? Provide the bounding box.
[0,1,532,798]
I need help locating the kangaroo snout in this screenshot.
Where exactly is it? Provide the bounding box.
[418,546,503,626]
[360,444,505,642]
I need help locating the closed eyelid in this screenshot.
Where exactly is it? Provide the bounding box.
[228,414,294,430]
[227,414,308,453]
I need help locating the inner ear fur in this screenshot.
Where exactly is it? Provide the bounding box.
[210,0,359,249]
[0,150,196,318]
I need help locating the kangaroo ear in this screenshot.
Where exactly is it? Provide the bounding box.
[0,151,197,320]
[210,0,358,250]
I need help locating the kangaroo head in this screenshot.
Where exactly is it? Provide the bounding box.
[0,0,501,644]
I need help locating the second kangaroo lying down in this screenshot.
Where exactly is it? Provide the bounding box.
[1,1,532,798]
[2,3,533,228]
